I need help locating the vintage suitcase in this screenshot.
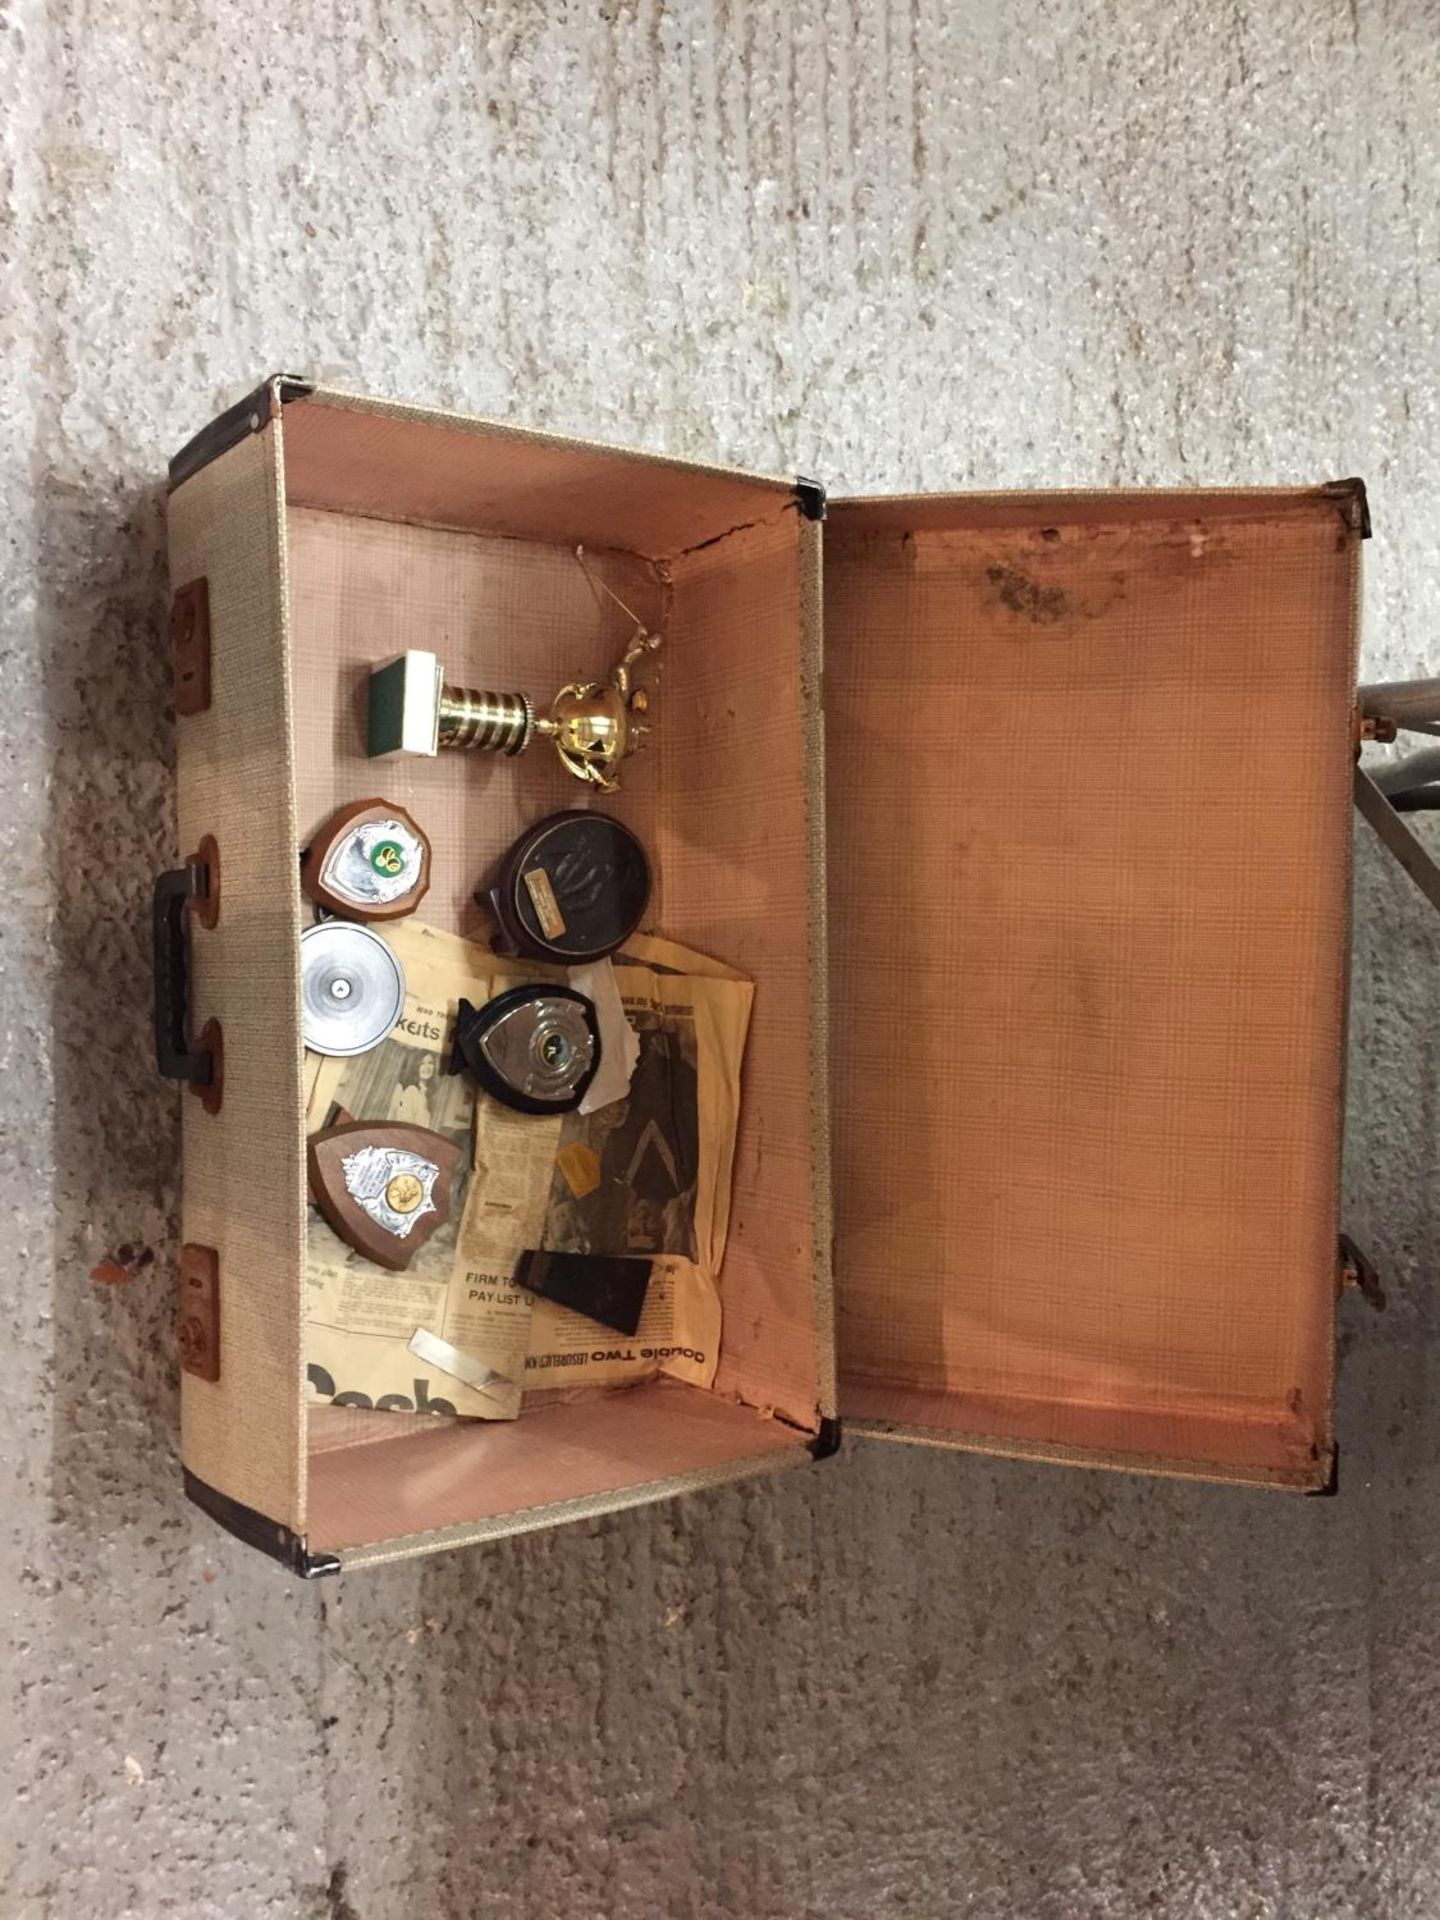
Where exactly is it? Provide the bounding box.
[159,377,1365,1573]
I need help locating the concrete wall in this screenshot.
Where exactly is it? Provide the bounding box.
[4,2,1439,1914]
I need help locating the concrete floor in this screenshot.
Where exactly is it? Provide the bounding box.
[5,1,1440,1914]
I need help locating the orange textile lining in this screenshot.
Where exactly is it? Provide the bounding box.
[656,522,828,1425]
[306,1383,802,1555]
[285,476,826,1547]
[282,390,795,557]
[825,493,1360,1487]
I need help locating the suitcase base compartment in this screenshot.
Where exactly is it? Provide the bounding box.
[168,382,835,1569]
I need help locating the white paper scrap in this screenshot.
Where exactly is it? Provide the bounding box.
[570,956,641,1114]
[408,1327,521,1418]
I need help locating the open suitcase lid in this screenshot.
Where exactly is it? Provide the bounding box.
[824,483,1365,1490]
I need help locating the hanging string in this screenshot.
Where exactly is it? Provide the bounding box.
[574,544,651,637]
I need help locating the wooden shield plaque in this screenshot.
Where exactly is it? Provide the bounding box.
[307,1120,461,1272]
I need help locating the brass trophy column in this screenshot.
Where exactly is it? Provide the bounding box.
[367,630,661,793]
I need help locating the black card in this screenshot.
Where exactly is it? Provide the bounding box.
[514,1249,654,1337]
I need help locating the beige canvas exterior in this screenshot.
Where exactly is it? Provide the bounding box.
[169,414,307,1532]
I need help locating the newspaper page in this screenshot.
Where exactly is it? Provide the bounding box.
[305,917,755,1413]
[623,930,750,983]
[305,921,538,1420]
[512,951,752,1393]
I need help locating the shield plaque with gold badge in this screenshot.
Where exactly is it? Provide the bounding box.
[307,1121,461,1271]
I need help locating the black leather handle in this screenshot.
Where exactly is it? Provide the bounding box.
[152,853,216,1090]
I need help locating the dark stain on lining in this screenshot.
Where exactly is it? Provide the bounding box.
[985,563,1069,624]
